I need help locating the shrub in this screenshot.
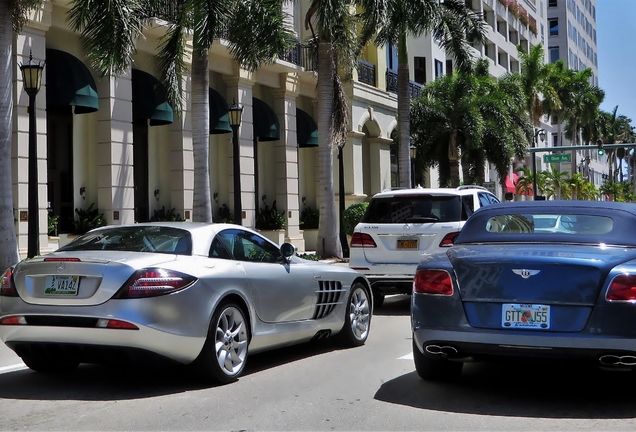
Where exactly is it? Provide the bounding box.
[343,202,369,236]
[48,214,59,236]
[300,206,319,229]
[216,203,233,223]
[255,199,286,230]
[297,253,321,261]
[150,206,184,222]
[73,203,107,234]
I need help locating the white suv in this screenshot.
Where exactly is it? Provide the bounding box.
[349,186,500,306]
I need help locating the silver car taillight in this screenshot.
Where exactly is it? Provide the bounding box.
[0,268,18,297]
[114,268,197,299]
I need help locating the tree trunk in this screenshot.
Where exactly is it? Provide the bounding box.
[448,131,460,187]
[191,49,212,222]
[0,8,19,268]
[316,41,342,259]
[397,33,411,188]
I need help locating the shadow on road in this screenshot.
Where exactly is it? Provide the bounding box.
[375,360,636,419]
[374,294,411,316]
[0,339,341,402]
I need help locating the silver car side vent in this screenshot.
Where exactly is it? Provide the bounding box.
[313,281,345,319]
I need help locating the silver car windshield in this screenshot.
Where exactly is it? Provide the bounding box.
[57,226,193,255]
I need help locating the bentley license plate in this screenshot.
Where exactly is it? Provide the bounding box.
[44,275,80,295]
[397,239,418,249]
[502,303,550,329]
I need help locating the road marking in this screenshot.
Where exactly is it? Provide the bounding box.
[398,352,413,360]
[0,363,27,374]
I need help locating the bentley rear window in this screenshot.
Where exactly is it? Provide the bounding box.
[485,214,613,235]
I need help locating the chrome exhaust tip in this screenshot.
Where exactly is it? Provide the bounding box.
[425,344,459,356]
[599,354,636,367]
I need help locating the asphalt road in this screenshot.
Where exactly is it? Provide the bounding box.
[1,295,636,431]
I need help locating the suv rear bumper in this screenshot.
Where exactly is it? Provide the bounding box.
[367,275,414,295]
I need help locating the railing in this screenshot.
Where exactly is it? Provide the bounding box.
[385,70,423,98]
[283,43,316,72]
[358,60,376,86]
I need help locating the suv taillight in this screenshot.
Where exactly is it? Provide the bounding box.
[0,268,18,297]
[350,233,377,248]
[114,268,197,299]
[439,232,460,247]
[606,274,636,302]
[413,269,453,295]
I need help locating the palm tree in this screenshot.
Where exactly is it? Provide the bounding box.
[359,0,486,188]
[1,0,46,269]
[68,0,295,223]
[598,106,635,182]
[543,165,570,200]
[305,0,361,258]
[514,166,540,198]
[411,59,529,187]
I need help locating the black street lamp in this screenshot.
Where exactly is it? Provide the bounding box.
[20,51,45,259]
[532,128,546,199]
[409,145,417,188]
[228,99,244,225]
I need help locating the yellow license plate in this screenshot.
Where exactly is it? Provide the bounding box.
[397,239,418,249]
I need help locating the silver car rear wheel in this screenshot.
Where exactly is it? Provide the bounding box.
[337,282,371,346]
[195,302,249,384]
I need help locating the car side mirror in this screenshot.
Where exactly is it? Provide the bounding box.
[280,242,296,258]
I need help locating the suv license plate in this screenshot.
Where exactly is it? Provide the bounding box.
[397,239,418,249]
[502,303,550,329]
[44,275,80,295]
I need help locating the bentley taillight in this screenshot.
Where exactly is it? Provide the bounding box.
[413,269,453,296]
[0,268,18,297]
[350,233,377,248]
[114,268,197,299]
[606,274,636,302]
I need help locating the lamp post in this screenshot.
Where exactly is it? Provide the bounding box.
[20,51,45,259]
[532,128,546,199]
[228,99,243,225]
[409,145,417,188]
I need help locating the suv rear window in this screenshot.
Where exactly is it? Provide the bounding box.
[361,195,461,223]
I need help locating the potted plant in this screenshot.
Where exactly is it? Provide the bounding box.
[47,214,60,237]
[256,197,286,244]
[300,205,320,251]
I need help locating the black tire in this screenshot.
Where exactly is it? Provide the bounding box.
[337,282,372,347]
[372,288,385,309]
[412,339,462,381]
[21,356,79,374]
[194,301,250,384]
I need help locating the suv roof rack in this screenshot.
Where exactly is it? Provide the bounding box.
[456,185,489,191]
[381,187,408,192]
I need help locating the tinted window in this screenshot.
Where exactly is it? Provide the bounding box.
[478,193,491,208]
[58,226,192,255]
[216,229,282,263]
[461,195,475,220]
[362,195,461,223]
[486,213,613,235]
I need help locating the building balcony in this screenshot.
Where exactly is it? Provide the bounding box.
[385,70,422,98]
[358,60,376,86]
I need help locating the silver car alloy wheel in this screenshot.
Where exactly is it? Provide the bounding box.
[349,286,371,341]
[215,306,248,377]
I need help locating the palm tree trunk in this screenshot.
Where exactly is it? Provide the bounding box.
[316,41,342,258]
[0,9,19,268]
[191,49,212,222]
[449,131,460,187]
[397,33,411,188]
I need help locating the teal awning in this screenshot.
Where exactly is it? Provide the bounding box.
[209,87,232,134]
[132,69,174,126]
[46,49,99,114]
[296,108,318,148]
[253,97,280,141]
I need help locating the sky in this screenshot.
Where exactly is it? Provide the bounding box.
[596,0,636,123]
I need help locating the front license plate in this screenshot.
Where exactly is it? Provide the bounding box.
[44,275,80,295]
[502,303,550,329]
[397,239,418,249]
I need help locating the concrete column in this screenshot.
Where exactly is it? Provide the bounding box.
[367,136,393,195]
[95,70,134,225]
[224,69,255,227]
[272,73,304,250]
[169,73,194,221]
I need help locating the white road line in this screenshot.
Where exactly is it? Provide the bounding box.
[398,352,413,360]
[0,363,27,374]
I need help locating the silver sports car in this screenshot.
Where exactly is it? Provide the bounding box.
[412,200,636,381]
[0,223,372,383]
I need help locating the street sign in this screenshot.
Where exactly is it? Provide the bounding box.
[543,154,571,163]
